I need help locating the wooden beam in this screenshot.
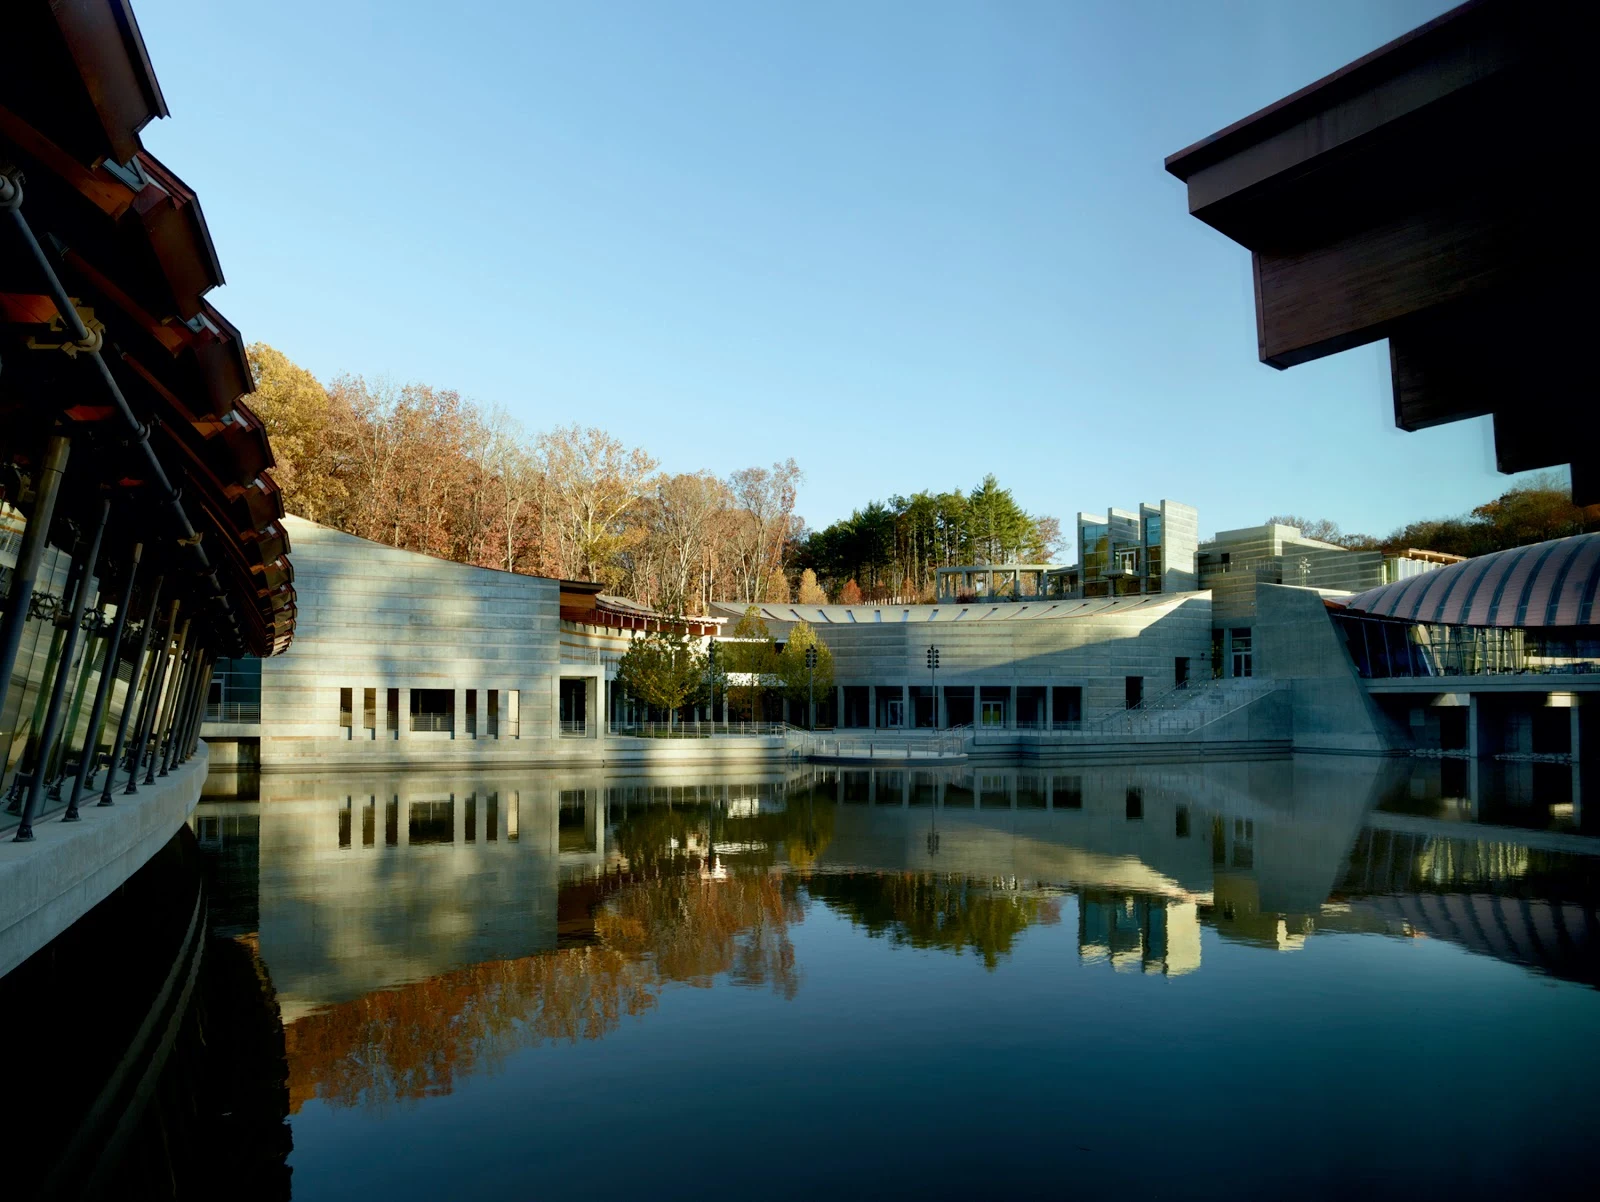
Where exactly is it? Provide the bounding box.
[1253,198,1518,368]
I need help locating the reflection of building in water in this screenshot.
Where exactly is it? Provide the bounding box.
[190,752,1600,1116]
[1332,825,1599,987]
[241,767,803,1021]
[1078,894,1200,976]
[211,754,1600,1061]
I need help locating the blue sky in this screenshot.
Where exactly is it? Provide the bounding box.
[134,0,1527,550]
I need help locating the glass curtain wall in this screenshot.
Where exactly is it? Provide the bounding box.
[1142,510,1163,593]
[1081,522,1110,597]
[1334,613,1600,678]
[208,658,262,722]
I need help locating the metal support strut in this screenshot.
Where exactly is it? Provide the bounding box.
[0,436,70,752]
[98,575,164,806]
[64,543,143,820]
[2,171,245,656]
[15,499,109,841]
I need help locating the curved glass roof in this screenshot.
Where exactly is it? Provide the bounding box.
[1343,533,1600,628]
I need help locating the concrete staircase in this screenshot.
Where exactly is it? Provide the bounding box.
[1082,676,1281,737]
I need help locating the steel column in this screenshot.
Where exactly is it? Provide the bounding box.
[4,547,84,812]
[0,435,71,739]
[170,641,207,769]
[156,644,193,777]
[15,499,109,841]
[98,575,163,805]
[183,656,214,760]
[154,619,192,778]
[2,178,246,655]
[127,600,180,793]
[170,648,208,768]
[65,544,143,818]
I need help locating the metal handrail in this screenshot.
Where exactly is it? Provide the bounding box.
[409,713,453,733]
[799,726,970,759]
[203,701,260,723]
[609,720,787,739]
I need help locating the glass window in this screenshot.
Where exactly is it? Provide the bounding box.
[1081,521,1109,581]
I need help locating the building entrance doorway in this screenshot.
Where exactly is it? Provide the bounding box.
[1231,629,1253,678]
[981,700,1005,726]
[944,687,974,727]
[559,679,587,735]
[884,699,905,728]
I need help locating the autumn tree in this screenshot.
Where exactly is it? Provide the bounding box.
[838,579,863,605]
[480,410,542,572]
[797,569,827,604]
[776,620,834,728]
[245,343,351,523]
[1271,474,1599,559]
[235,346,836,610]
[727,459,802,603]
[538,425,658,587]
[644,472,730,615]
[727,606,777,722]
[1265,515,1377,549]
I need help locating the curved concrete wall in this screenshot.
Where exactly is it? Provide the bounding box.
[0,745,208,978]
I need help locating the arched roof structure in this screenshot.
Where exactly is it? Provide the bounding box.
[1342,534,1600,628]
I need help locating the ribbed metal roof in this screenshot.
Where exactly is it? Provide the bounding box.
[1343,533,1600,627]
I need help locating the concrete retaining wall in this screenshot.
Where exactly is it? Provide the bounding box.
[1254,584,1406,753]
[0,745,208,978]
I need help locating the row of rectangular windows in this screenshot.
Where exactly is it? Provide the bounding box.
[337,687,521,737]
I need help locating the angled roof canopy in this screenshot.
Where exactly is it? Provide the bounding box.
[1166,0,1594,505]
[1,0,293,655]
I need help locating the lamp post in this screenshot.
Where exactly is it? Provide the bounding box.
[925,644,940,729]
[706,640,718,734]
[805,645,817,730]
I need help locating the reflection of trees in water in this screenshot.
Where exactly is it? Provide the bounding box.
[598,872,803,997]
[806,874,1061,970]
[610,798,834,873]
[285,871,800,1112]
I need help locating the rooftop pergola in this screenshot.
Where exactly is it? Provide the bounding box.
[935,565,1055,601]
[1165,0,1593,504]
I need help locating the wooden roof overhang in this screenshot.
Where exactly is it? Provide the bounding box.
[560,606,722,639]
[0,0,293,655]
[1165,0,1594,504]
[556,581,721,637]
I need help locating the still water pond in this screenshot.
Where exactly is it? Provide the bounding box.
[117,757,1600,1196]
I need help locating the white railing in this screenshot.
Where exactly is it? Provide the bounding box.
[971,678,1281,741]
[608,720,787,739]
[795,726,970,760]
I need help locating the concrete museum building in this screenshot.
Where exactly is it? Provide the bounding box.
[204,516,720,770]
